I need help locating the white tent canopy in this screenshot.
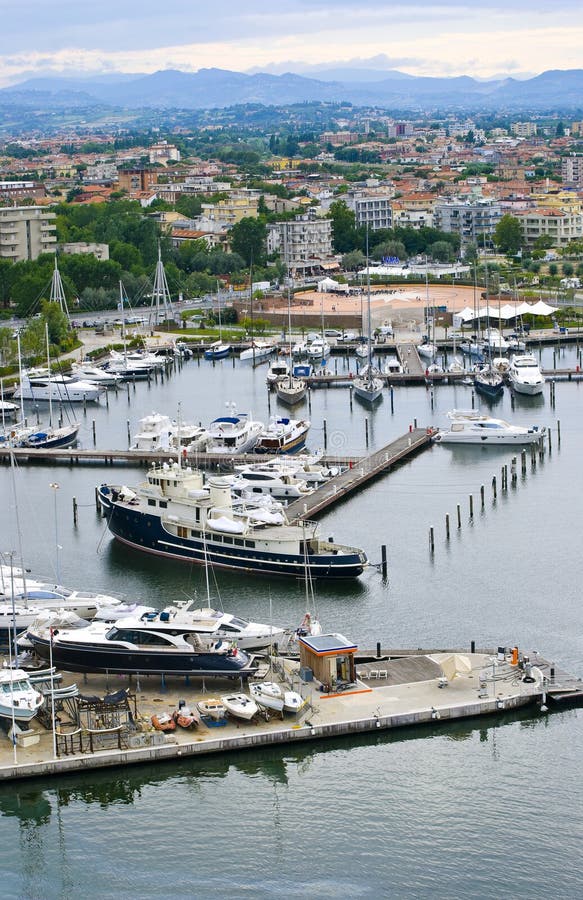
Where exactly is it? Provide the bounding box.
[317,277,348,293]
[526,299,559,316]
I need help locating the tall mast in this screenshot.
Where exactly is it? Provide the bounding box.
[150,242,172,327]
[49,256,70,323]
[45,322,53,427]
[366,225,372,374]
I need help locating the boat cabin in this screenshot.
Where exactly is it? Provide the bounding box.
[298,633,357,692]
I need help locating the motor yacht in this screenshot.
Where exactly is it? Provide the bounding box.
[434,410,546,445]
[508,354,545,396]
[206,409,263,455]
[254,416,310,454]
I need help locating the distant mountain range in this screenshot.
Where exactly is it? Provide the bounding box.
[2,67,583,112]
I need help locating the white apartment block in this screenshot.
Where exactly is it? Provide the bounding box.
[561,155,583,185]
[516,207,583,247]
[391,207,434,230]
[433,197,502,247]
[510,122,538,138]
[0,207,56,262]
[345,193,393,231]
[267,215,334,275]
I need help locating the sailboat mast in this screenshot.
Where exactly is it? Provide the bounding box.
[366,226,372,370]
[45,322,53,427]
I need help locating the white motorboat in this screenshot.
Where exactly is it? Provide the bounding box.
[283,691,306,714]
[383,358,403,375]
[355,343,369,359]
[266,361,289,385]
[14,370,105,403]
[0,400,18,419]
[206,406,263,455]
[220,693,259,721]
[492,357,511,374]
[130,413,209,454]
[138,602,285,652]
[254,416,310,455]
[249,681,285,713]
[197,698,227,721]
[307,338,331,359]
[239,341,273,365]
[70,364,122,386]
[353,246,383,404]
[482,328,509,352]
[0,669,44,722]
[508,354,545,396]
[292,340,309,358]
[417,341,437,360]
[231,464,312,500]
[434,410,546,445]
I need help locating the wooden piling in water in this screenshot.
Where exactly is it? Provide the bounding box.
[73,496,78,526]
[381,545,388,579]
[429,527,435,553]
[445,514,450,540]
[457,504,461,528]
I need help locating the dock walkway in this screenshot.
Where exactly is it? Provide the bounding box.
[396,342,425,375]
[285,427,432,522]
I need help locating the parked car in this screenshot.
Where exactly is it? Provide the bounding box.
[324,329,343,338]
[337,331,358,343]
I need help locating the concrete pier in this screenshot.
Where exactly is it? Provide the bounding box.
[0,647,578,783]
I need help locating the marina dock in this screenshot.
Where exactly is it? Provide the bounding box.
[0,646,579,783]
[285,427,432,522]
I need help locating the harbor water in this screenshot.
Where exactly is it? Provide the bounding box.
[0,345,581,898]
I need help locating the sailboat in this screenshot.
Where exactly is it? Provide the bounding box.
[353,231,383,403]
[239,264,273,366]
[418,259,437,360]
[204,283,231,360]
[18,326,80,448]
[276,281,307,405]
[474,266,504,400]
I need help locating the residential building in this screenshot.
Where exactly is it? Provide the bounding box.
[0,181,46,203]
[60,242,109,260]
[0,206,56,262]
[561,154,583,185]
[149,141,181,165]
[433,196,502,248]
[267,213,334,276]
[344,192,393,231]
[511,122,538,138]
[117,168,158,193]
[516,207,583,248]
[200,192,259,226]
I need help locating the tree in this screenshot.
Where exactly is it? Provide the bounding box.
[428,241,454,263]
[494,215,523,254]
[533,234,554,251]
[41,300,70,346]
[342,250,365,271]
[230,217,267,267]
[327,200,358,253]
[372,241,406,262]
[562,262,575,277]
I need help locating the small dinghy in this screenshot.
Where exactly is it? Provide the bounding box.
[151,713,176,732]
[221,693,259,721]
[249,681,285,713]
[172,705,200,729]
[197,698,227,721]
[283,691,306,714]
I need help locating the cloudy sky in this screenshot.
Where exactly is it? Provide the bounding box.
[1,1,582,86]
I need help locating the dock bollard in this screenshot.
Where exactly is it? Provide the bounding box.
[381,545,388,580]
[376,642,381,659]
[73,496,78,526]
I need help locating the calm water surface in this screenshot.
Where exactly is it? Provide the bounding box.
[0,345,581,898]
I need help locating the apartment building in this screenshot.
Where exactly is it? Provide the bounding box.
[200,192,259,226]
[0,181,46,203]
[267,213,334,276]
[516,207,583,247]
[117,168,159,193]
[511,122,538,138]
[344,192,393,231]
[561,154,583,185]
[0,206,56,262]
[433,196,502,247]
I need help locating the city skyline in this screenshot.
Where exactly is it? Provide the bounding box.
[1,1,583,88]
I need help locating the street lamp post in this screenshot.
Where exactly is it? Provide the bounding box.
[49,482,60,584]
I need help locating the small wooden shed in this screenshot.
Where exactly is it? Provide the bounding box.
[298,633,358,690]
